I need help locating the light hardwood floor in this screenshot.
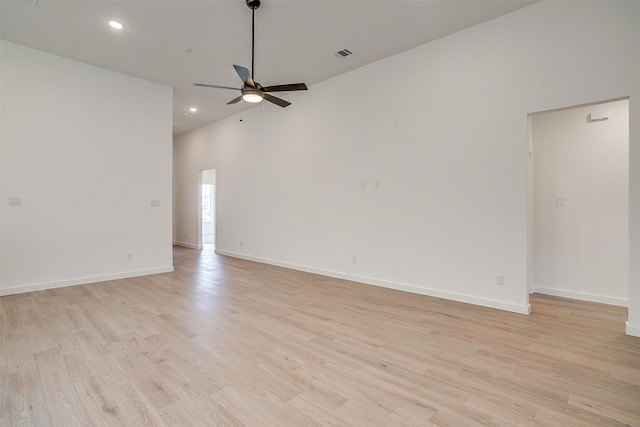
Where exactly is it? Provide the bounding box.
[1,246,639,426]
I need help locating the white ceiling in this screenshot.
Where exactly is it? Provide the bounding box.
[1,0,536,136]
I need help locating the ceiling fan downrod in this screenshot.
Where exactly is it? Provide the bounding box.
[247,0,260,79]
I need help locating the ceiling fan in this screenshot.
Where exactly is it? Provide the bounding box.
[193,0,307,108]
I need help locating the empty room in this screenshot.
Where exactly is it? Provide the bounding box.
[1,1,639,425]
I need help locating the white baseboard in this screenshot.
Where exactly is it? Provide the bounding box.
[625,321,640,337]
[215,250,531,315]
[0,266,175,296]
[173,241,201,249]
[533,286,627,307]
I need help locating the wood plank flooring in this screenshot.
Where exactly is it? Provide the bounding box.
[1,245,639,426]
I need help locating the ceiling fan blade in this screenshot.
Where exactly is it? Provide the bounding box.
[193,83,239,91]
[227,96,242,105]
[263,83,308,93]
[233,64,255,87]
[263,93,291,108]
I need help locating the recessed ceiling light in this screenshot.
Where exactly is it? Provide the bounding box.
[189,107,198,112]
[108,20,125,30]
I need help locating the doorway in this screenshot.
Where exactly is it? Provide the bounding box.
[528,98,629,307]
[200,168,216,250]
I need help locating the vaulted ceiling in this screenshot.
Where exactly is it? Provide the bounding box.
[1,0,536,135]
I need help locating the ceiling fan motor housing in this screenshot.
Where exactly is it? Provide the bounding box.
[242,86,262,96]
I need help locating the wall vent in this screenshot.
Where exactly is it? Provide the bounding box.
[334,49,353,58]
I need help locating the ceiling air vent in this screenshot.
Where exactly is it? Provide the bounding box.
[335,49,353,58]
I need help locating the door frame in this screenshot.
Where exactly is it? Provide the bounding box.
[526,96,630,310]
[198,168,217,250]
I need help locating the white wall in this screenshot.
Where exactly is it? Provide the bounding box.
[173,1,640,332]
[1,41,174,295]
[533,99,629,305]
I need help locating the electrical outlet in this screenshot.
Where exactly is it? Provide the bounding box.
[150,200,160,207]
[127,253,133,261]
[496,274,505,286]
[352,255,357,264]
[8,197,21,206]
[240,241,243,247]
[374,179,380,188]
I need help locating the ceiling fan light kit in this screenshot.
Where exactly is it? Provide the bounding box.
[242,88,263,103]
[193,0,307,108]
